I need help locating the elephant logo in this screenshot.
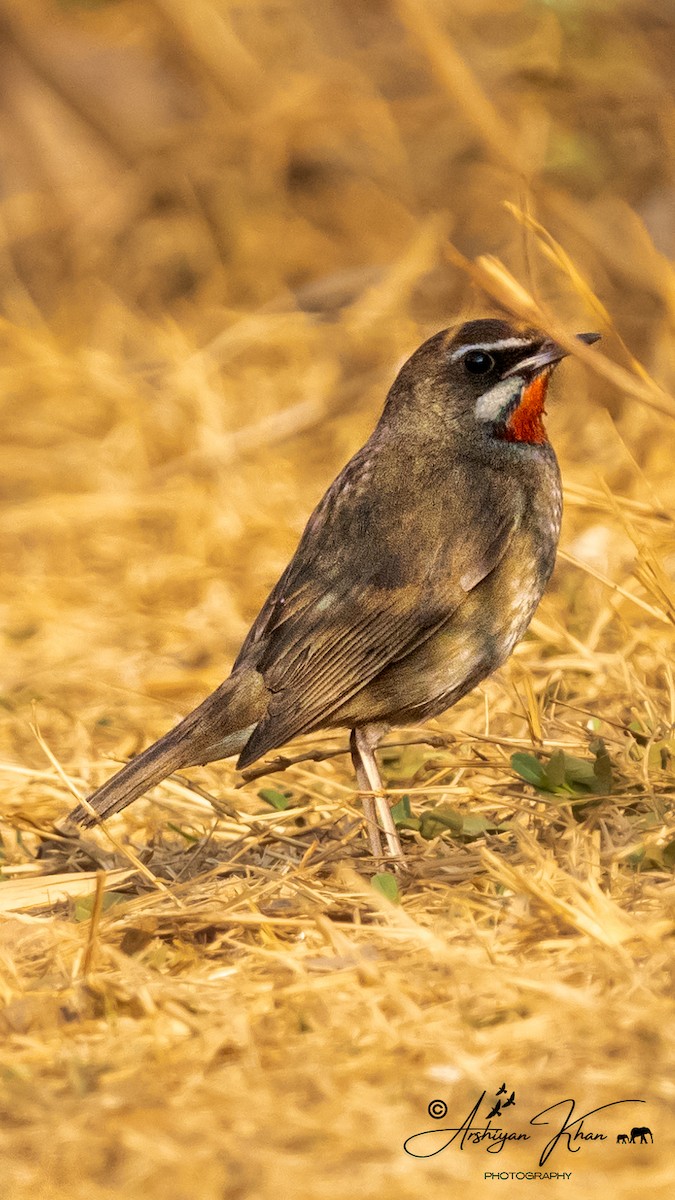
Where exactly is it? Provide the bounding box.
[616,1134,629,1144]
[630,1126,653,1144]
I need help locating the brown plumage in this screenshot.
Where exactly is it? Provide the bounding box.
[68,319,599,856]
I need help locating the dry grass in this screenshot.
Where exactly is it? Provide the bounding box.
[1,0,674,1196]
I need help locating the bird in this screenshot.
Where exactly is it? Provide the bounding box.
[67,318,600,859]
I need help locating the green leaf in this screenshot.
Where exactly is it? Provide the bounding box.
[543,750,569,789]
[166,823,200,843]
[258,788,292,811]
[626,843,669,872]
[513,748,612,797]
[590,738,613,793]
[390,795,412,825]
[74,892,127,922]
[511,752,546,786]
[559,755,598,789]
[459,815,512,841]
[379,746,429,780]
[371,872,400,903]
[418,806,464,840]
[408,804,510,844]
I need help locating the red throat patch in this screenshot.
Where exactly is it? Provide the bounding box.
[500,370,551,445]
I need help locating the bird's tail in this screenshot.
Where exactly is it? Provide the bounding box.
[67,669,267,827]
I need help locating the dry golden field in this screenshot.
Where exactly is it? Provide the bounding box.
[0,1,674,1196]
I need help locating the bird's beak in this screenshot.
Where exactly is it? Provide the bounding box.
[503,331,601,379]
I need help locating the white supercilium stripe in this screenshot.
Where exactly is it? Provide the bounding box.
[449,337,533,362]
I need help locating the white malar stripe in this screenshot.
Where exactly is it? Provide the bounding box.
[449,337,534,362]
[474,377,523,422]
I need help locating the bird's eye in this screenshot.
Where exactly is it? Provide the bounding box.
[464,350,495,375]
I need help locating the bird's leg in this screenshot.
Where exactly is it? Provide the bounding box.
[350,732,383,859]
[350,726,403,861]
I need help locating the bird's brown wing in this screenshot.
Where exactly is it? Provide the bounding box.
[235,445,522,766]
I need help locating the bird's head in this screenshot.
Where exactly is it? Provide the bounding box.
[385,318,600,448]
